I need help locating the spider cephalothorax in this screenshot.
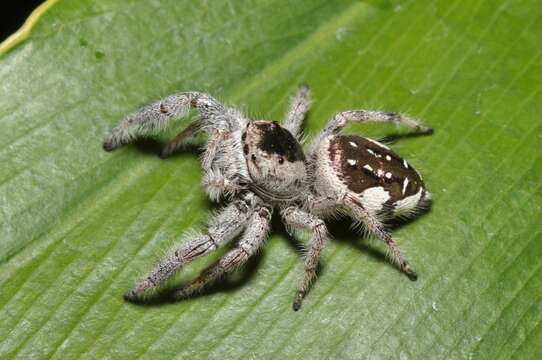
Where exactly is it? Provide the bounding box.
[243,120,307,201]
[103,85,433,310]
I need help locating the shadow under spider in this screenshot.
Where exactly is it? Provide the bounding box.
[130,252,265,306]
[131,137,203,157]
[133,207,431,307]
[377,128,434,145]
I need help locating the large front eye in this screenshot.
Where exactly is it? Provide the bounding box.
[278,156,284,164]
[251,154,257,161]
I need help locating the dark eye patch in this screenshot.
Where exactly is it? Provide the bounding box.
[256,123,305,162]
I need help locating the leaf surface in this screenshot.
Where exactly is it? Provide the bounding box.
[1,0,541,359]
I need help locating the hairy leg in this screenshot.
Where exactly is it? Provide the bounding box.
[281,206,328,311]
[312,109,432,148]
[200,129,228,170]
[283,84,311,138]
[125,196,255,301]
[344,194,418,281]
[103,92,228,151]
[200,129,252,201]
[160,118,204,158]
[172,206,271,300]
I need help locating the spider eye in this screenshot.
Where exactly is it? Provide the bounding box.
[278,157,284,164]
[251,154,257,161]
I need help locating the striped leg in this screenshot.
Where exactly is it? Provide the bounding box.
[172,206,271,300]
[283,84,311,138]
[312,109,432,148]
[125,197,254,302]
[103,92,226,151]
[281,206,328,311]
[344,194,418,281]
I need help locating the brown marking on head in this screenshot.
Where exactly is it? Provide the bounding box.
[242,121,307,199]
[251,121,305,162]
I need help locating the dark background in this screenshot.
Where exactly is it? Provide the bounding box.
[1,1,44,42]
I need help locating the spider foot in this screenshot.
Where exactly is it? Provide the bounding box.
[160,144,177,159]
[170,288,189,301]
[421,127,434,135]
[405,268,418,281]
[102,138,118,152]
[292,290,305,311]
[123,289,142,303]
[123,279,154,303]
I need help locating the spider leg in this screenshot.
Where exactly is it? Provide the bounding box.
[160,118,204,158]
[343,194,418,281]
[281,206,328,311]
[283,84,311,138]
[200,130,250,201]
[312,109,432,147]
[103,92,231,151]
[125,195,255,302]
[200,129,228,170]
[172,206,271,300]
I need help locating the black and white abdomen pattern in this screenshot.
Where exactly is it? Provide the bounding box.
[327,135,431,218]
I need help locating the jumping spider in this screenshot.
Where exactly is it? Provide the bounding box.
[103,85,433,311]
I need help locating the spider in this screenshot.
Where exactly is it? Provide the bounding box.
[103,85,433,311]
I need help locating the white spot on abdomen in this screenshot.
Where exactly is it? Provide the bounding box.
[367,138,390,150]
[349,141,358,148]
[347,159,357,166]
[402,177,409,195]
[394,188,423,217]
[360,186,390,214]
[363,164,373,172]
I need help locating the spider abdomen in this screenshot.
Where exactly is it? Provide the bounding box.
[320,135,431,218]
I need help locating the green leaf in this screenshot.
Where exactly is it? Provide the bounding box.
[1,0,540,359]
